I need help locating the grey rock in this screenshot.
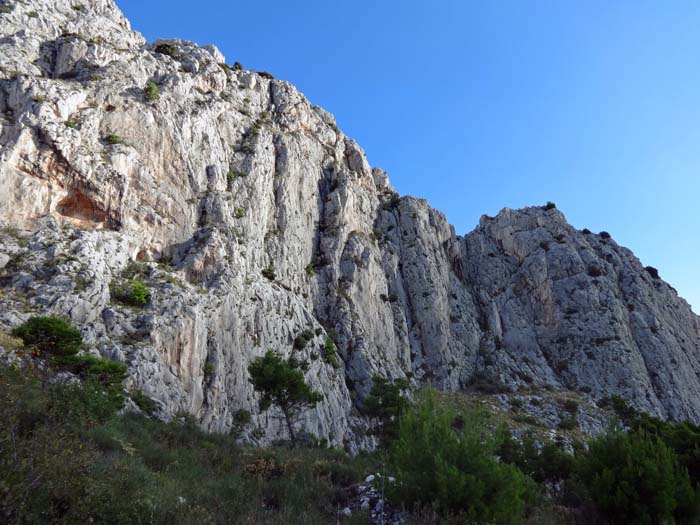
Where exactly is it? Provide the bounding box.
[0,0,698,452]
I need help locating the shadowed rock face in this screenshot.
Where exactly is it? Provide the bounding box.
[0,0,698,448]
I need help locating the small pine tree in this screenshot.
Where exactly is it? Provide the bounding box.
[389,390,534,522]
[144,81,160,101]
[576,426,700,523]
[12,316,82,357]
[248,351,322,446]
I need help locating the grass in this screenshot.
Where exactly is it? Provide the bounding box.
[0,332,24,351]
[0,363,378,524]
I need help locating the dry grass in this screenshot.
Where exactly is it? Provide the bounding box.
[0,331,24,350]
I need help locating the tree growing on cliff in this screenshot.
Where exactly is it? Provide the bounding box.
[248,351,322,446]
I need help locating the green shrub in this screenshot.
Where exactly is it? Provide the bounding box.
[293,329,314,350]
[362,376,409,445]
[64,119,78,128]
[544,201,557,210]
[576,427,700,524]
[58,354,127,410]
[111,280,150,307]
[558,416,578,430]
[105,133,124,145]
[0,6,13,14]
[130,280,149,305]
[12,316,82,356]
[323,336,339,368]
[498,434,575,483]
[235,207,246,219]
[562,399,579,414]
[154,42,181,59]
[144,81,160,101]
[131,389,158,416]
[304,263,315,276]
[389,391,534,522]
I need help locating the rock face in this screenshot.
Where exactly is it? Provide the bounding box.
[1,0,699,448]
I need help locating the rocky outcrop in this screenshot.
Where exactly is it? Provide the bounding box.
[1,0,699,449]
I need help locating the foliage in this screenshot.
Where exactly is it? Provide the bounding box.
[389,390,534,522]
[248,351,322,446]
[645,266,661,279]
[154,43,181,59]
[305,263,315,276]
[144,81,160,101]
[12,316,82,357]
[575,426,700,524]
[293,329,314,350]
[497,434,575,483]
[362,375,409,445]
[111,279,150,307]
[0,364,375,524]
[544,201,557,210]
[105,133,124,145]
[323,336,339,368]
[131,389,158,416]
[57,354,127,410]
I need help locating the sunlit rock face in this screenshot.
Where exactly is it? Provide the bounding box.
[1,0,699,449]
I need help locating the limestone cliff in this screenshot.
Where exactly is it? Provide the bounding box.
[1,0,698,449]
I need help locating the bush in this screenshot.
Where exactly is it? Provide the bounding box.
[12,316,82,357]
[576,427,700,524]
[111,280,150,307]
[58,354,128,410]
[105,133,124,145]
[154,42,181,59]
[131,389,158,416]
[562,399,579,414]
[581,228,592,235]
[558,417,578,430]
[389,391,534,522]
[599,231,611,239]
[645,266,660,279]
[144,81,160,101]
[498,434,575,483]
[362,376,409,445]
[323,336,339,368]
[293,330,314,350]
[544,201,557,210]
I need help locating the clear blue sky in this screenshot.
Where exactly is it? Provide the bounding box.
[118,0,700,313]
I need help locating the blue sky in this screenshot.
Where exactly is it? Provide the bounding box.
[118,0,700,313]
